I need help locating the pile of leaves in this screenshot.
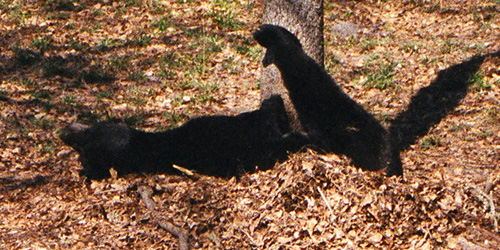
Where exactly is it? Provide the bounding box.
[1,0,499,248]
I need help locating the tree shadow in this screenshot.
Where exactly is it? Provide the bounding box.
[387,51,500,176]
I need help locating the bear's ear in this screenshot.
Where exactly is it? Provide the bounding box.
[278,26,302,49]
[253,24,302,50]
[253,25,276,48]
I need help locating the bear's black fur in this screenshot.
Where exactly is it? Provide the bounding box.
[253,24,400,175]
[60,95,310,180]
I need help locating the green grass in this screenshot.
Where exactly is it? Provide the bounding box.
[41,139,55,154]
[128,71,146,82]
[63,94,75,104]
[152,15,175,32]
[31,117,56,131]
[469,72,491,91]
[13,46,41,66]
[399,41,422,53]
[487,107,500,124]
[109,56,131,71]
[208,0,245,30]
[360,38,378,51]
[420,135,442,149]
[364,60,397,90]
[441,38,462,54]
[20,78,38,87]
[31,37,51,52]
[126,35,151,47]
[96,90,113,101]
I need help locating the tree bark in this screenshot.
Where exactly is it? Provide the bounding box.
[260,0,324,131]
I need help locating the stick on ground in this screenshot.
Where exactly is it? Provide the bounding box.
[138,185,190,250]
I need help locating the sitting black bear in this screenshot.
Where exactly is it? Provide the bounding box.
[60,95,309,180]
[253,24,401,175]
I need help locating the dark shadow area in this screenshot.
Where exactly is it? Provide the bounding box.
[0,174,82,199]
[0,175,49,194]
[387,51,500,176]
[59,95,310,180]
[253,24,393,174]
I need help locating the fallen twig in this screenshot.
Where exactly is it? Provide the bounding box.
[469,185,499,232]
[138,185,190,250]
[317,187,335,223]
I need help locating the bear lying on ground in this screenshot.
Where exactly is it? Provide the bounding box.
[253,24,401,175]
[60,95,310,180]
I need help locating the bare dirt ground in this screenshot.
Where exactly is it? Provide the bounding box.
[1,0,500,249]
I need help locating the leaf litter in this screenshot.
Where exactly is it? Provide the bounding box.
[1,0,500,249]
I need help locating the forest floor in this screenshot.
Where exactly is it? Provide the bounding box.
[1,0,500,249]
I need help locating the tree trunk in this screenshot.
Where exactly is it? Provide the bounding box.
[260,0,324,131]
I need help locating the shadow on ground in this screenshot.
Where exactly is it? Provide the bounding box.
[388,51,500,174]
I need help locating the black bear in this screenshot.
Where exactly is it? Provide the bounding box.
[60,95,309,180]
[253,24,402,175]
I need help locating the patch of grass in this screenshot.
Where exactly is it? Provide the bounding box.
[126,35,151,47]
[109,56,131,71]
[159,68,177,79]
[149,0,167,14]
[63,94,75,104]
[400,41,421,53]
[13,47,41,66]
[364,61,397,90]
[69,38,88,51]
[360,38,378,51]
[197,81,219,102]
[424,3,440,13]
[418,56,433,64]
[41,139,55,154]
[164,111,188,128]
[165,111,182,122]
[182,27,204,38]
[47,12,70,20]
[160,52,185,68]
[128,71,146,82]
[208,1,244,31]
[441,38,461,54]
[222,56,239,74]
[96,90,113,101]
[78,112,101,124]
[205,35,223,53]
[0,90,9,100]
[339,9,353,20]
[91,8,104,17]
[448,124,464,132]
[152,15,174,32]
[124,0,142,7]
[420,135,442,149]
[230,35,253,54]
[213,11,243,30]
[97,38,119,52]
[469,72,491,91]
[31,117,56,131]
[487,107,500,124]
[9,4,31,26]
[20,78,38,88]
[0,0,13,11]
[127,86,149,107]
[123,114,146,127]
[325,54,341,71]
